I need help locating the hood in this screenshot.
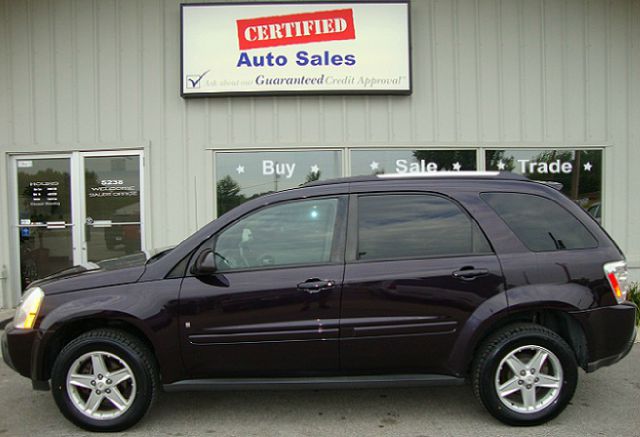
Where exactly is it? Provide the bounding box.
[30,247,174,295]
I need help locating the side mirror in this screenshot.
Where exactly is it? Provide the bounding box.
[192,249,216,275]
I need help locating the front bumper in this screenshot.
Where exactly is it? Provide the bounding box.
[2,322,49,389]
[571,302,637,373]
[2,328,16,371]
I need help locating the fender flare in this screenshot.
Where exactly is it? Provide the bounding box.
[447,283,594,376]
[32,298,165,382]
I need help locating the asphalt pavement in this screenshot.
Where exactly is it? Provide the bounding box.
[0,330,638,437]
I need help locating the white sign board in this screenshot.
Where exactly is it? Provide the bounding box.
[181,2,411,97]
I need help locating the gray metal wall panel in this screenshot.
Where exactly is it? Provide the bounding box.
[607,0,630,253]
[8,1,34,146]
[477,0,501,141]
[456,0,480,143]
[628,0,640,265]
[0,2,9,307]
[162,0,189,238]
[322,98,346,144]
[52,0,75,145]
[118,0,142,144]
[1,0,639,305]
[75,0,97,146]
[499,0,522,143]
[31,1,54,146]
[0,0,10,146]
[433,0,456,142]
[520,0,543,143]
[585,0,607,142]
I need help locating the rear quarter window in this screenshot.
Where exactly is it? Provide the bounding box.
[481,192,598,252]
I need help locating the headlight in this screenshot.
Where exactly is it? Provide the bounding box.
[13,287,44,329]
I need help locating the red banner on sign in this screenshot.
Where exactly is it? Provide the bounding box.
[237,9,356,50]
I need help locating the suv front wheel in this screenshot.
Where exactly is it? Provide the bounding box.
[472,323,578,426]
[51,329,159,432]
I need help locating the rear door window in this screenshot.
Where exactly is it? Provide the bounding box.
[481,192,597,251]
[356,194,492,261]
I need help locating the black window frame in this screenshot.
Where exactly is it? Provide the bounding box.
[346,192,494,264]
[480,191,599,253]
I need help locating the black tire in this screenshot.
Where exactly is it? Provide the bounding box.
[471,323,578,426]
[51,329,159,432]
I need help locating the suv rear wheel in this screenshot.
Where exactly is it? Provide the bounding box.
[472,323,578,426]
[51,329,158,432]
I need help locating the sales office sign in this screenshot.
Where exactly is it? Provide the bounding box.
[181,2,411,97]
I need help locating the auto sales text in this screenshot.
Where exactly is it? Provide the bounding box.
[237,50,356,67]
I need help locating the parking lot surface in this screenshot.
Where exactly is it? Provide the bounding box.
[0,341,638,437]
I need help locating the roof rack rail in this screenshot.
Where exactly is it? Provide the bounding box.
[534,180,563,191]
[302,171,528,188]
[377,171,503,179]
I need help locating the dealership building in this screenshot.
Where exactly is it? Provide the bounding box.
[0,0,639,308]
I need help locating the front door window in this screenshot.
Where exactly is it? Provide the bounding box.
[215,198,340,271]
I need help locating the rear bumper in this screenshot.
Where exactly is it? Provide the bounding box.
[571,303,637,373]
[586,324,636,372]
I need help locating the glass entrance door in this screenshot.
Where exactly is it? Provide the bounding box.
[13,152,144,291]
[83,154,142,262]
[15,157,74,290]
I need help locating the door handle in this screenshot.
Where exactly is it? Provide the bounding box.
[452,268,489,281]
[297,278,337,294]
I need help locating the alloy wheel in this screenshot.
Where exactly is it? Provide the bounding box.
[494,344,563,414]
[65,351,137,420]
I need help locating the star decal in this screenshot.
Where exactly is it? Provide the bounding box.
[497,160,506,171]
[452,162,462,171]
[369,161,380,171]
[583,162,593,172]
[236,165,245,174]
[310,164,320,174]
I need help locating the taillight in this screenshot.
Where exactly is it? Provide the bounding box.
[603,260,630,304]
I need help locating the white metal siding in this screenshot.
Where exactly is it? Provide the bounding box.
[0,0,639,306]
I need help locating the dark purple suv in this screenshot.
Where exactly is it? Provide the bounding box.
[2,172,637,431]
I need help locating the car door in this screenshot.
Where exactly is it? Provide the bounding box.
[179,196,347,378]
[340,192,504,374]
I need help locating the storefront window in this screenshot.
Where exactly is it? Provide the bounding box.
[215,150,342,216]
[215,148,602,222]
[485,149,603,222]
[351,149,477,175]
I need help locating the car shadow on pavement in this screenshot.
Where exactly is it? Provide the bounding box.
[1,345,638,436]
